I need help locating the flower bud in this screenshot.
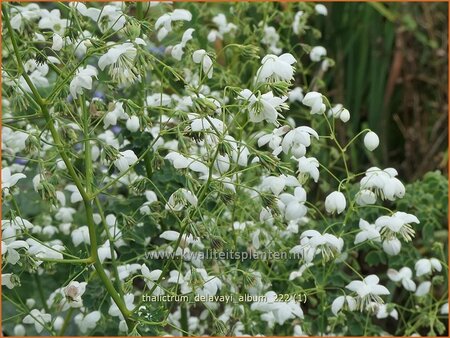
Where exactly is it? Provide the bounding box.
[383,238,401,256]
[126,116,140,132]
[325,191,346,214]
[364,131,379,151]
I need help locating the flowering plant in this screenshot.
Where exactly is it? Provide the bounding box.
[1,2,448,336]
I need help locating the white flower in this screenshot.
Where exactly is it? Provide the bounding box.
[141,264,164,296]
[98,43,137,85]
[387,267,416,291]
[52,33,63,51]
[165,152,208,174]
[292,11,304,35]
[2,167,26,194]
[315,4,328,16]
[16,60,50,92]
[293,324,305,336]
[257,126,289,156]
[192,269,222,296]
[288,87,304,103]
[114,150,138,173]
[225,135,250,167]
[290,230,344,263]
[415,281,431,297]
[74,311,101,334]
[289,263,313,280]
[171,28,195,60]
[192,49,213,79]
[71,226,90,246]
[302,91,326,115]
[117,264,140,281]
[208,14,236,41]
[214,154,230,174]
[139,190,159,215]
[104,101,128,128]
[65,184,83,203]
[331,295,357,316]
[325,191,346,214]
[38,9,68,35]
[256,53,296,83]
[354,219,381,244]
[73,3,126,32]
[155,9,192,41]
[2,273,17,289]
[239,89,288,124]
[98,240,117,263]
[2,239,29,265]
[9,4,41,30]
[440,303,449,315]
[156,221,194,249]
[382,238,402,256]
[14,324,26,336]
[279,187,308,221]
[251,291,303,327]
[328,104,350,123]
[165,188,198,211]
[345,275,390,310]
[282,126,319,158]
[415,258,442,277]
[376,304,398,320]
[27,238,64,262]
[2,127,29,155]
[259,207,274,226]
[145,190,158,205]
[64,281,87,308]
[69,65,98,98]
[261,26,282,55]
[23,309,52,333]
[126,116,140,132]
[310,46,327,62]
[55,207,76,223]
[147,93,172,107]
[364,131,380,151]
[356,189,377,206]
[376,211,418,242]
[261,174,300,195]
[360,167,405,201]
[109,293,135,320]
[190,116,224,133]
[293,157,319,184]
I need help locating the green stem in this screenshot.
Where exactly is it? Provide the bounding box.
[180,304,189,336]
[34,275,50,313]
[37,257,93,264]
[81,96,93,195]
[84,201,133,326]
[80,95,133,326]
[136,2,143,20]
[3,6,134,330]
[94,197,124,298]
[2,4,90,202]
[59,308,74,336]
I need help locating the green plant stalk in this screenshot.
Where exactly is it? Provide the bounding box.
[94,196,124,298]
[136,2,143,20]
[33,274,50,313]
[80,97,134,327]
[180,304,189,336]
[59,308,74,336]
[3,5,134,328]
[37,257,93,264]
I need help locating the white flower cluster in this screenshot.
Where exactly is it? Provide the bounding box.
[2,2,445,337]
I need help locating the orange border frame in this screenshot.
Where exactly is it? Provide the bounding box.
[0,0,448,337]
